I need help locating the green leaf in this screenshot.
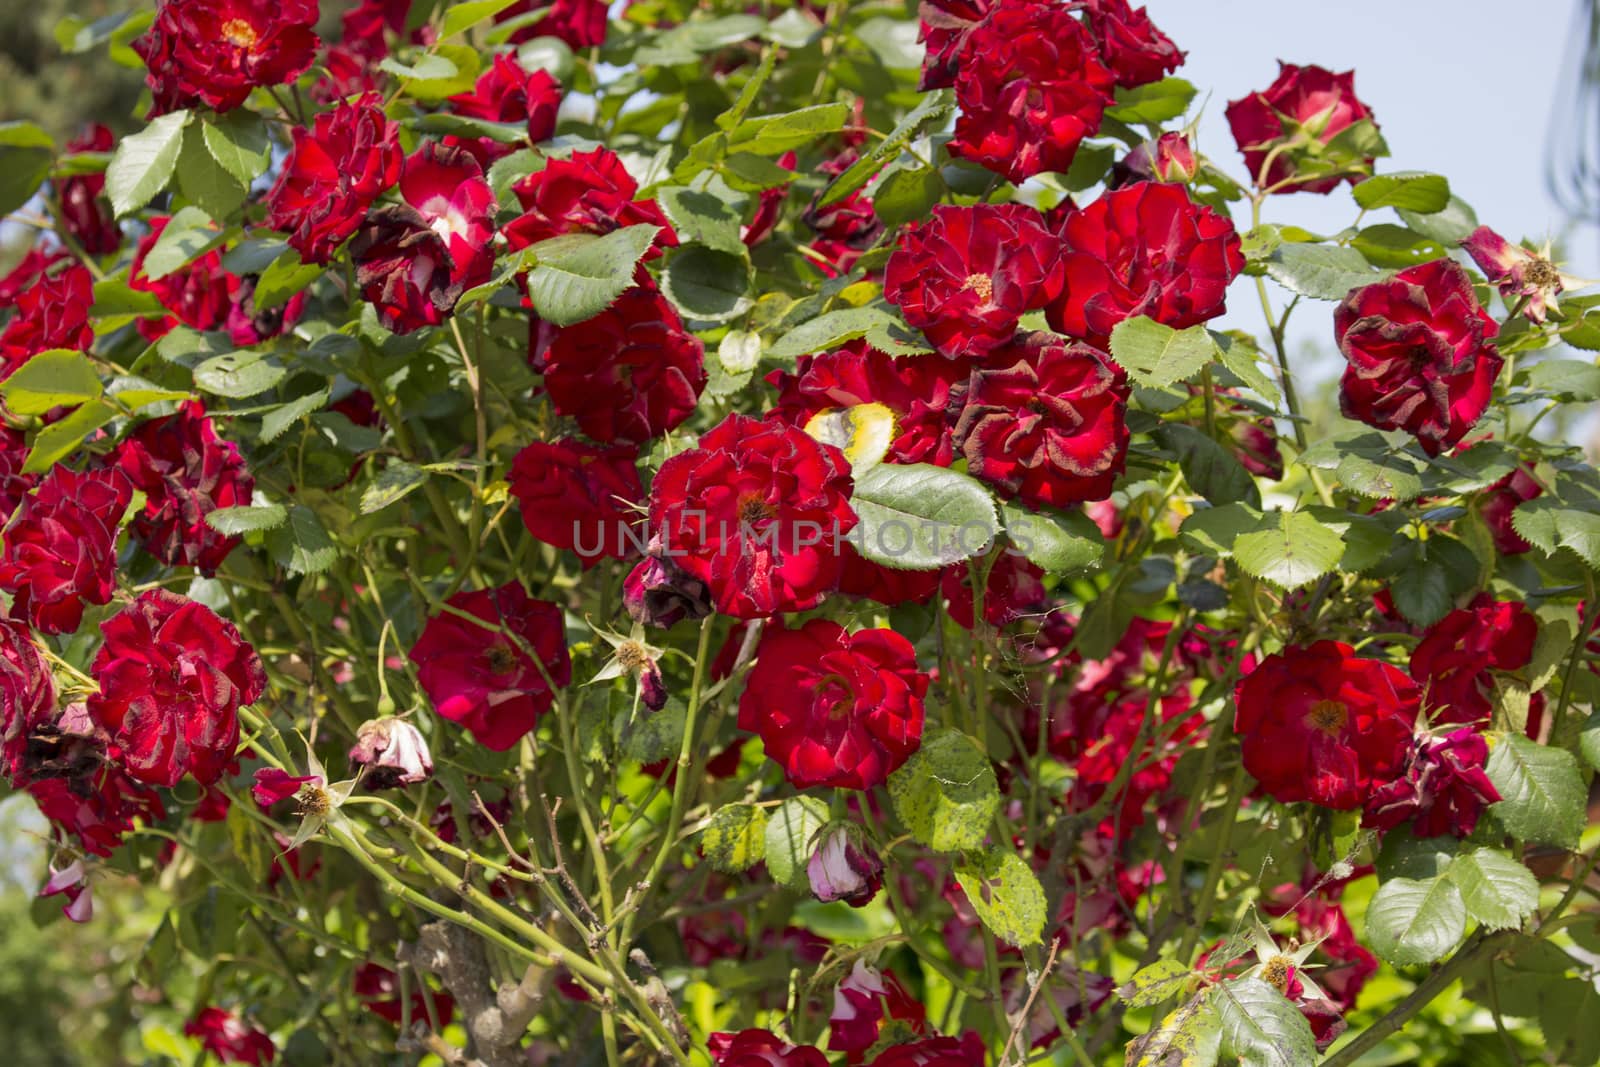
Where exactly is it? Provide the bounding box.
[92,278,166,321]
[1335,450,1425,501]
[1,350,103,415]
[1263,242,1378,301]
[1447,848,1539,931]
[1155,424,1260,508]
[1129,994,1222,1067]
[0,145,52,217]
[360,460,429,514]
[1108,318,1216,388]
[1178,501,1267,557]
[524,225,660,326]
[205,505,288,535]
[1214,978,1318,1067]
[439,0,521,38]
[853,15,921,69]
[1002,503,1104,573]
[767,306,895,360]
[0,121,54,149]
[1350,223,1446,269]
[954,847,1046,947]
[656,186,747,255]
[887,728,999,853]
[1376,834,1460,881]
[1398,195,1479,244]
[253,250,323,312]
[1105,78,1197,125]
[1483,733,1586,848]
[817,92,952,208]
[849,462,999,570]
[728,103,851,156]
[202,111,271,186]
[1364,876,1467,966]
[1581,710,1600,772]
[259,389,330,443]
[1524,359,1600,401]
[1353,171,1451,213]
[1232,510,1344,590]
[873,165,945,230]
[175,121,245,220]
[763,796,829,891]
[1512,497,1600,571]
[193,351,287,399]
[107,110,190,217]
[700,803,768,874]
[266,506,339,575]
[661,246,754,322]
[23,399,117,474]
[1118,961,1195,1008]
[139,205,223,281]
[1211,331,1281,406]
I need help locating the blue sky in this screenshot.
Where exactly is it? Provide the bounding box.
[1154,0,1596,362]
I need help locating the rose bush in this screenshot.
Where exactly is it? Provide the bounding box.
[0,1,1597,1065]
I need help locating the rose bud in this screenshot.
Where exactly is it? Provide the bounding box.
[59,125,121,255]
[1113,132,1199,186]
[807,826,884,907]
[40,859,93,923]
[1226,63,1383,194]
[348,717,434,788]
[1460,226,1591,324]
[623,539,714,630]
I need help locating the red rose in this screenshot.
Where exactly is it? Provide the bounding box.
[1234,641,1419,810]
[131,217,237,339]
[59,125,121,255]
[265,93,403,265]
[1226,63,1380,194]
[1362,728,1500,838]
[494,0,609,48]
[946,4,1115,183]
[351,143,496,334]
[828,961,928,1056]
[0,619,56,784]
[1479,465,1542,555]
[446,55,561,166]
[803,149,883,247]
[941,551,1047,630]
[116,402,255,574]
[766,341,972,466]
[508,438,644,565]
[953,334,1130,509]
[0,427,36,522]
[408,583,572,751]
[0,247,69,309]
[649,414,856,619]
[0,264,96,378]
[1081,0,1184,89]
[868,1034,987,1067]
[133,0,321,117]
[0,465,132,635]
[251,767,317,808]
[1047,181,1244,347]
[88,590,266,787]
[27,766,166,858]
[537,285,706,444]
[837,545,942,607]
[915,0,989,91]
[737,619,927,790]
[1408,596,1536,726]
[223,276,308,347]
[884,203,1062,359]
[504,147,677,255]
[353,963,455,1028]
[708,1030,828,1067]
[1335,259,1502,456]
[183,1008,276,1067]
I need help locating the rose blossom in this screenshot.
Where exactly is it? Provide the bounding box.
[509,438,644,565]
[1081,0,1184,88]
[27,766,165,858]
[537,285,706,444]
[708,1030,828,1067]
[0,618,56,785]
[88,590,267,788]
[0,465,132,635]
[829,961,927,1058]
[1335,259,1502,456]
[504,147,677,255]
[884,203,1062,359]
[1047,181,1244,347]
[953,333,1131,509]
[1234,641,1419,810]
[494,0,609,48]
[807,827,884,907]
[133,0,321,117]
[183,1007,276,1066]
[408,583,572,751]
[115,402,254,574]
[738,619,927,790]
[1408,596,1536,726]
[0,264,96,378]
[348,717,434,788]
[1226,62,1381,194]
[1479,465,1542,555]
[649,414,856,619]
[264,93,403,265]
[623,537,714,629]
[946,3,1115,183]
[446,54,561,166]
[130,217,237,339]
[915,0,988,90]
[59,125,121,255]
[868,1034,987,1067]
[1362,728,1500,838]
